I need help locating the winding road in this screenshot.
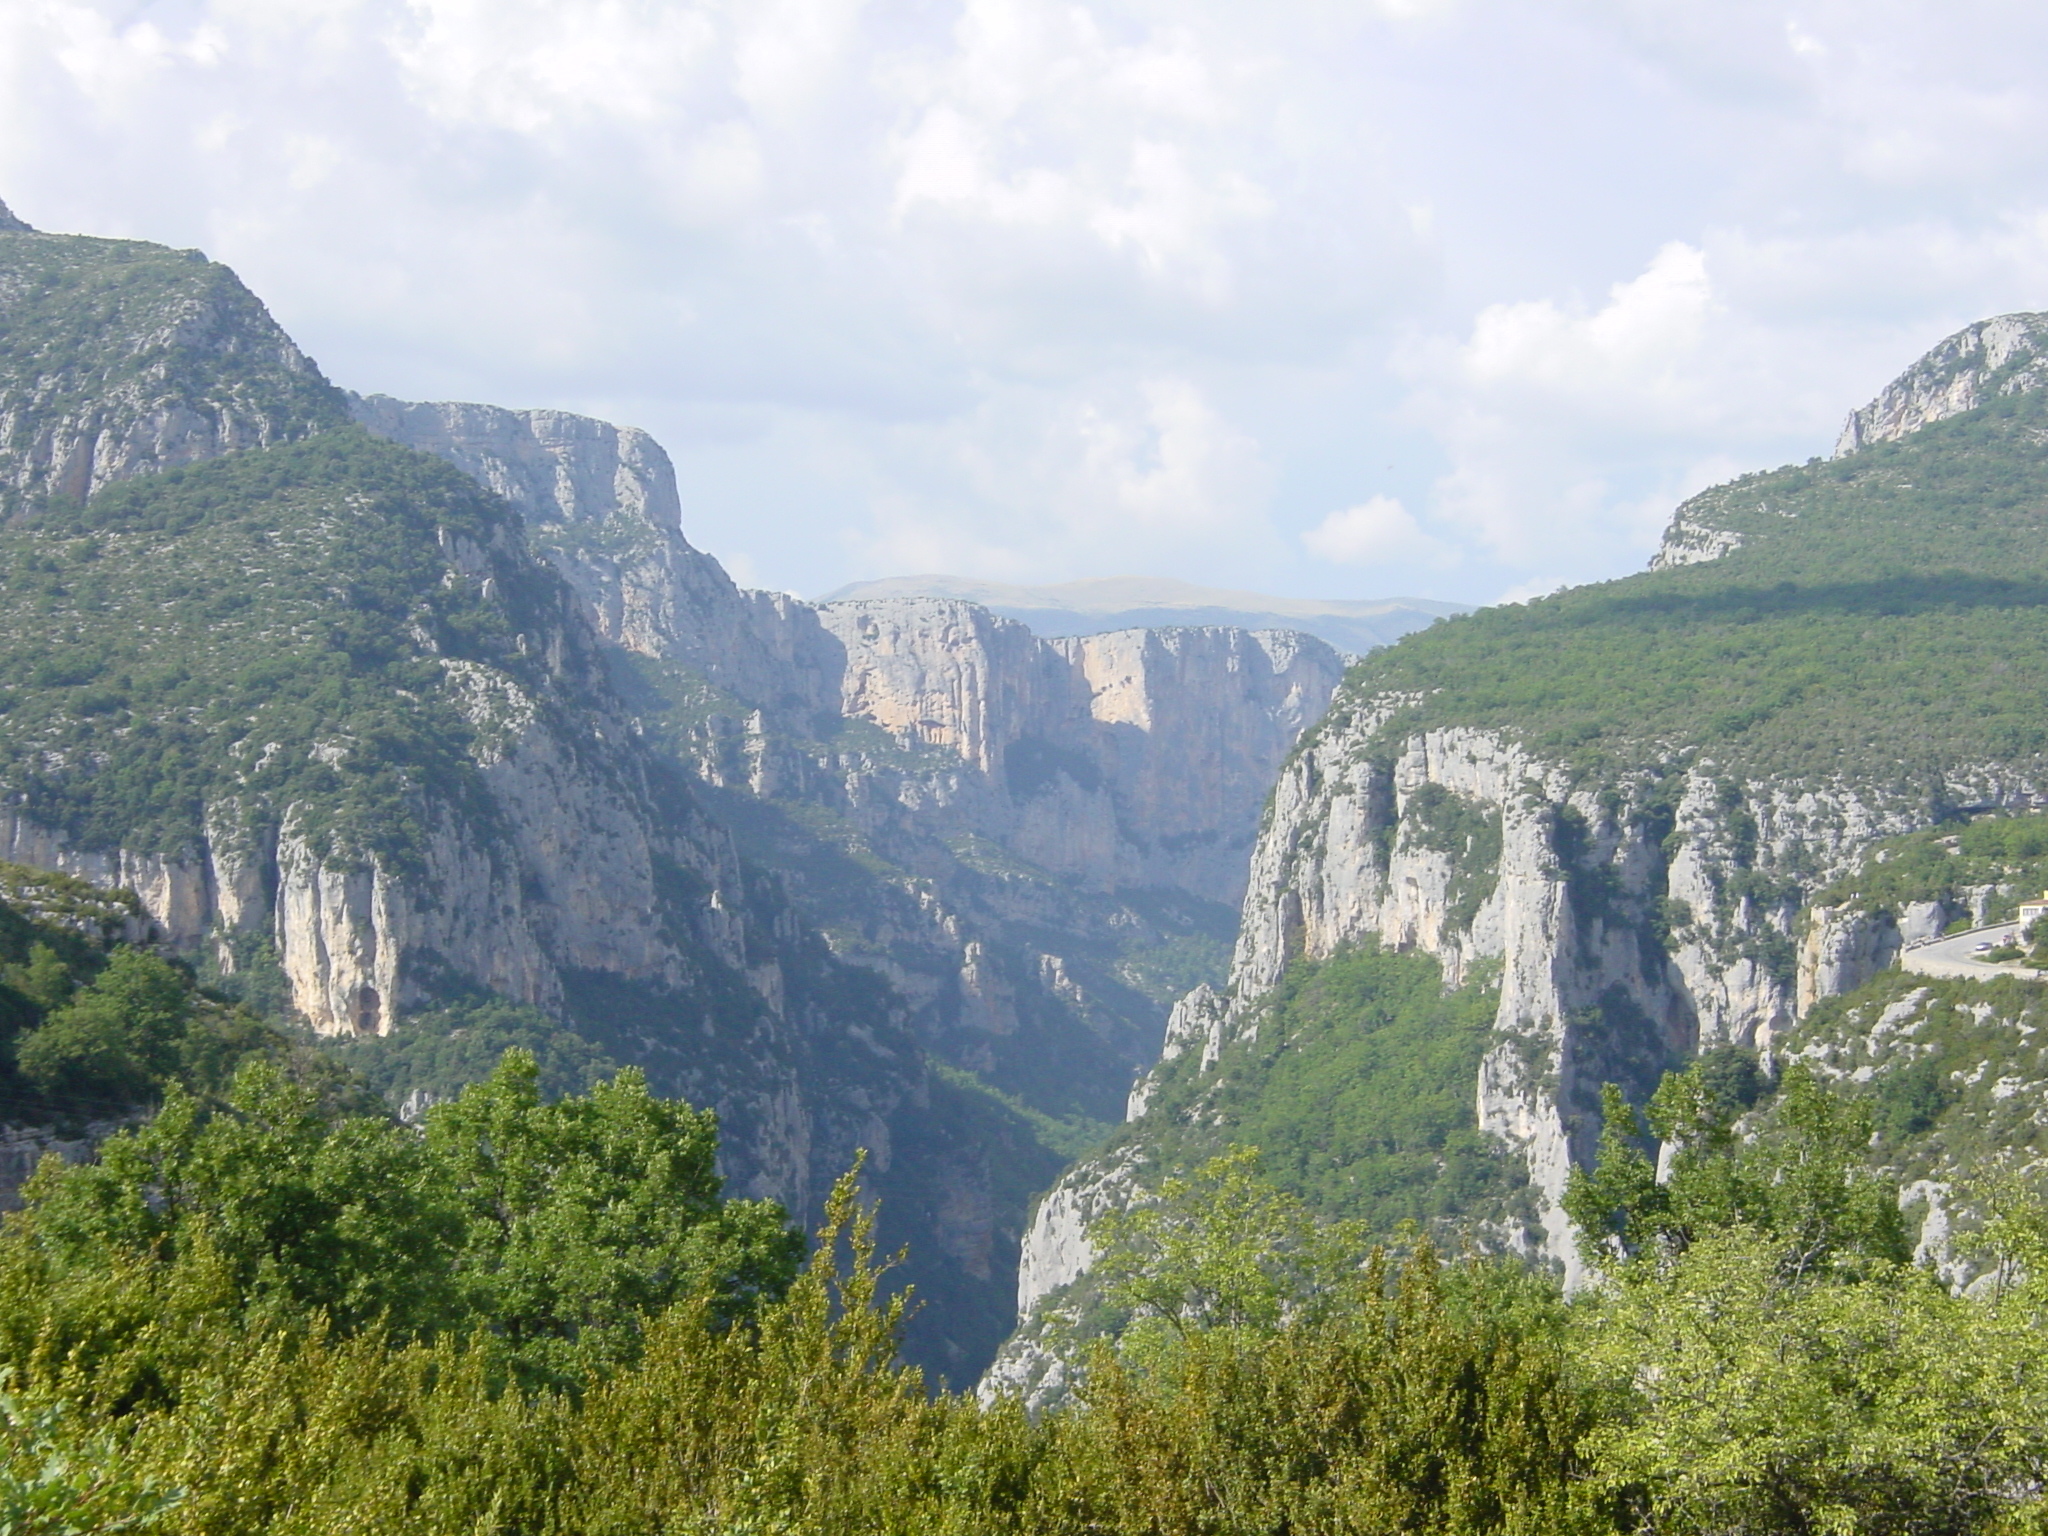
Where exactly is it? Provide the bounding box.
[1900,922,2044,981]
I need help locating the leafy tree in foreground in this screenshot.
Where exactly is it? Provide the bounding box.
[424,1051,803,1385]
[1575,1227,2048,1536]
[2,1049,802,1396]
[1078,1148,1606,1535]
[1568,1056,2048,1535]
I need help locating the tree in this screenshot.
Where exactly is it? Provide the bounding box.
[1574,1227,2048,1536]
[1091,1145,1367,1345]
[5,1050,803,1395]
[1564,1060,1907,1280]
[15,950,194,1104]
[422,1051,803,1385]
[1562,1084,1668,1270]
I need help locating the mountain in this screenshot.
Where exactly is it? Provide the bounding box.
[817,575,1465,656]
[986,313,2048,1405]
[0,212,1345,1383]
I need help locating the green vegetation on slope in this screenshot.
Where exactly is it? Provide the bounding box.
[0,428,586,862]
[0,229,348,518]
[1813,809,2048,921]
[1331,390,2048,784]
[1124,943,1529,1238]
[0,863,289,1125]
[1780,967,2048,1189]
[334,997,624,1109]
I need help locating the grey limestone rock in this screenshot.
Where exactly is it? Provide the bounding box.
[1834,313,2048,457]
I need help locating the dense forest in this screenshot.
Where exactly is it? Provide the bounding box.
[1336,390,2048,784]
[5,1025,2048,1534]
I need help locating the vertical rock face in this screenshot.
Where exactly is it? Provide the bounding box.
[1216,725,1708,1268]
[1796,906,1903,1016]
[818,599,1075,776]
[352,392,1346,907]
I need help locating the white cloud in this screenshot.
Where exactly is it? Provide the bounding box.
[1077,377,1265,531]
[392,0,722,132]
[7,0,2048,605]
[1462,242,1716,417]
[833,373,1276,583]
[1302,496,1445,567]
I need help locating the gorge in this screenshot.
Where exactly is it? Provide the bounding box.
[0,201,1370,1380]
[11,194,2048,1402]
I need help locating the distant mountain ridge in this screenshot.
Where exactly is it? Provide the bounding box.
[817,576,1465,656]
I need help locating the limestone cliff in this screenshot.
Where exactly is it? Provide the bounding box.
[351,394,1345,909]
[356,399,1344,1087]
[345,395,843,723]
[988,315,2048,1397]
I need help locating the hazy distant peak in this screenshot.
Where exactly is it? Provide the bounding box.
[0,200,33,234]
[818,575,1467,656]
[819,574,1463,621]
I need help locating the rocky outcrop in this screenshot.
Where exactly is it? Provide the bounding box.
[1650,313,2048,574]
[1649,508,1748,570]
[980,1145,1148,1411]
[0,228,346,517]
[1128,984,1228,1118]
[1015,1146,1146,1316]
[1796,906,1903,1015]
[0,1116,141,1211]
[347,394,845,725]
[1054,727,2021,1337]
[819,599,1074,776]
[1834,313,2048,457]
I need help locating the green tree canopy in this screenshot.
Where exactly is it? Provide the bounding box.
[6,1050,803,1392]
[1564,1060,1909,1280]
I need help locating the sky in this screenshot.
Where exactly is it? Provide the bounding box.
[7,1,2048,606]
